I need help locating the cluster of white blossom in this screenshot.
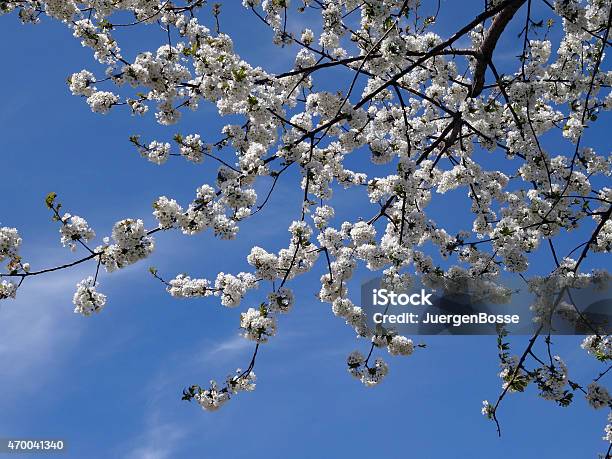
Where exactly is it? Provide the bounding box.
[0,227,21,264]
[346,350,389,387]
[527,267,610,325]
[586,382,612,409]
[72,18,120,64]
[99,219,154,272]
[152,196,183,230]
[193,370,256,411]
[142,141,171,165]
[267,288,294,313]
[167,274,214,298]
[215,272,258,307]
[226,369,257,394]
[0,280,17,300]
[605,412,612,443]
[72,276,106,316]
[312,205,334,230]
[86,91,119,114]
[481,400,495,419]
[0,227,25,288]
[387,335,415,356]
[496,352,573,404]
[498,355,531,393]
[247,247,279,280]
[59,213,95,251]
[534,356,569,402]
[240,307,276,342]
[194,380,229,411]
[582,335,612,361]
[593,190,612,253]
[178,134,205,164]
[152,184,241,239]
[68,69,96,96]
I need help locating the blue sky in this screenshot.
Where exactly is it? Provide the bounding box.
[0,2,610,458]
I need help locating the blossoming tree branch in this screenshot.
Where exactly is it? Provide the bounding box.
[0,0,611,451]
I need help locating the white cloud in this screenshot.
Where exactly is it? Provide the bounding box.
[0,271,83,394]
[199,333,253,362]
[121,365,192,459]
[123,420,186,459]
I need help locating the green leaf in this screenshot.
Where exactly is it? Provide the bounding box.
[232,67,248,83]
[45,192,57,209]
[99,19,114,30]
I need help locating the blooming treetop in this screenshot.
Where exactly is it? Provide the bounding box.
[0,0,611,452]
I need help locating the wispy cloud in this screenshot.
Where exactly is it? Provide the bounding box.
[120,359,194,459]
[198,333,253,363]
[0,271,83,395]
[123,419,186,459]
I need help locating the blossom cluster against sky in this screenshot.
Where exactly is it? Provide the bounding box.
[0,1,609,458]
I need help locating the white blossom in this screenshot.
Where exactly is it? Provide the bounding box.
[240,307,276,342]
[582,335,612,361]
[153,196,183,229]
[144,141,171,165]
[387,335,414,356]
[86,91,119,114]
[587,382,612,409]
[0,280,17,300]
[247,247,278,280]
[167,274,213,298]
[0,227,21,263]
[194,381,230,411]
[179,134,204,163]
[69,70,96,96]
[214,272,257,307]
[267,288,294,313]
[604,412,612,442]
[59,214,95,251]
[481,400,494,418]
[72,276,107,316]
[100,219,154,272]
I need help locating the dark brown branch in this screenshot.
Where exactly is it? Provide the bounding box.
[471,0,527,97]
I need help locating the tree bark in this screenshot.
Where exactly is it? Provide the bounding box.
[471,0,527,97]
